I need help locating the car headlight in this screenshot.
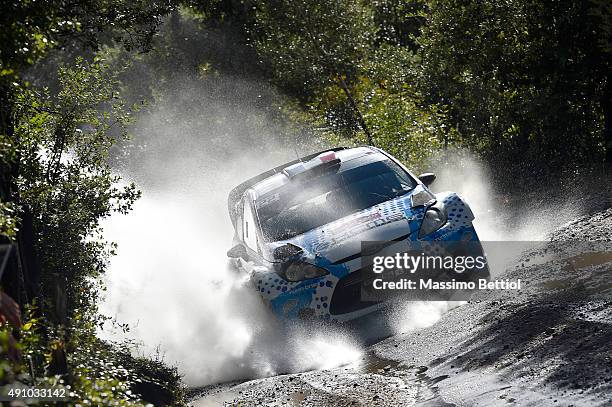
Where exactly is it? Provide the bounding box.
[419,207,447,238]
[281,262,329,282]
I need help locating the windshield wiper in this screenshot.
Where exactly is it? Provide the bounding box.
[369,189,412,201]
[391,188,413,198]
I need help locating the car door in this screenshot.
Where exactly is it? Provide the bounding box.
[243,198,258,254]
[239,194,269,274]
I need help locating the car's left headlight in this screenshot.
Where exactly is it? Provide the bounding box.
[419,206,447,238]
[281,262,329,282]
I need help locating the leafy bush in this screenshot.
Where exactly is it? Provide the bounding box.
[1,306,185,405]
[0,56,185,405]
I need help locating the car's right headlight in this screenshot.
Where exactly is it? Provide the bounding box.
[280,262,329,282]
[419,207,447,238]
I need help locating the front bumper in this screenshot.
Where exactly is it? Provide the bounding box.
[252,223,484,323]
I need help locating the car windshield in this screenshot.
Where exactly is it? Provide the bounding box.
[256,159,417,242]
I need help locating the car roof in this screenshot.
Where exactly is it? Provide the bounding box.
[250,146,383,197]
[227,146,386,226]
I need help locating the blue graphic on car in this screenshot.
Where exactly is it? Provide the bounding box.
[227,146,487,322]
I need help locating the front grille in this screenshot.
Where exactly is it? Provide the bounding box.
[329,268,379,315]
[331,233,411,265]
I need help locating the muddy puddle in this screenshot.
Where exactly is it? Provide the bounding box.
[562,251,612,271]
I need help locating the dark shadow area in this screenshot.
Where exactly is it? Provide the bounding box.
[433,287,612,396]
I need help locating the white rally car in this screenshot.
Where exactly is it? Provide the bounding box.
[227,146,487,322]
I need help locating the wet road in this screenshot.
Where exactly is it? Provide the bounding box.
[191,208,612,406]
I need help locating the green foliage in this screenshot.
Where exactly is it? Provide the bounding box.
[1,1,186,404]
[0,56,186,405]
[371,0,427,48]
[1,306,185,405]
[416,0,609,172]
[0,201,19,240]
[241,0,610,172]
[249,0,450,167]
[251,0,377,141]
[363,87,450,170]
[0,0,176,78]
[590,0,612,57]
[252,0,376,97]
[14,58,141,315]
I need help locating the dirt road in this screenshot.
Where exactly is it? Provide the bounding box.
[191,209,612,406]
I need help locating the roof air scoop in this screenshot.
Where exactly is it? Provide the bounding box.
[282,151,341,180]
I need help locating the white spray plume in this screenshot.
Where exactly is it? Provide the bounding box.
[387,150,583,334]
[100,72,361,387]
[430,150,582,242]
[102,134,582,387]
[427,150,585,277]
[98,15,581,385]
[389,301,464,335]
[101,194,361,386]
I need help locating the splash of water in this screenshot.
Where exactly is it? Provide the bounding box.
[98,13,581,384]
[386,150,583,334]
[430,150,582,241]
[389,301,464,334]
[99,62,364,386]
[101,182,364,386]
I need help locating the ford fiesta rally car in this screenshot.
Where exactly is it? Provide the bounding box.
[227,147,488,322]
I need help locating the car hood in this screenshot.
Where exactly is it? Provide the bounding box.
[266,185,435,264]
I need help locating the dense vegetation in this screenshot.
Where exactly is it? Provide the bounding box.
[228,0,610,174]
[0,1,185,405]
[0,0,610,405]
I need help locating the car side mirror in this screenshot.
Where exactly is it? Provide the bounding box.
[227,244,248,260]
[418,172,436,187]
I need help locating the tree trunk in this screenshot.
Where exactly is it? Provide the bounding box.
[0,83,42,305]
[604,74,612,164]
[337,76,374,146]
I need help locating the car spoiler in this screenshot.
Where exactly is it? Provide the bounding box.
[227,146,350,227]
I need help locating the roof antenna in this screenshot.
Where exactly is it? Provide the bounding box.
[293,130,303,162]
